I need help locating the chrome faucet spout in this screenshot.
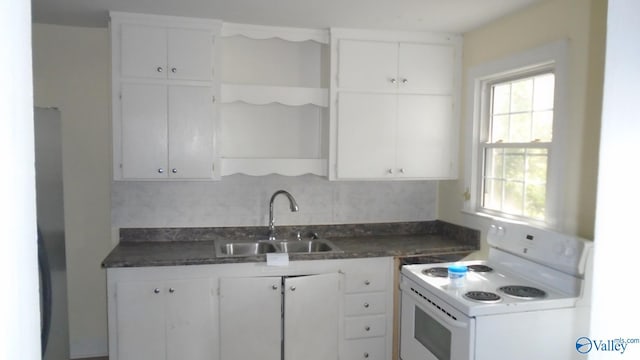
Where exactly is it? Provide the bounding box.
[268,190,299,241]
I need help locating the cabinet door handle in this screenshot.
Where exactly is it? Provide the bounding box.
[402,78,408,84]
[390,78,397,84]
[363,302,370,308]
[169,288,175,293]
[171,67,177,73]
[171,168,178,174]
[157,168,164,174]
[153,288,160,294]
[364,325,371,331]
[399,168,405,174]
[156,66,163,73]
[364,353,369,358]
[386,169,393,174]
[272,284,279,290]
[364,280,371,286]
[290,286,296,291]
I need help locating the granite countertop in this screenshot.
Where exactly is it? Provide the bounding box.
[102,221,480,268]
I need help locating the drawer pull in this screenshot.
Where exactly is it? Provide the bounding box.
[364,353,369,358]
[364,280,371,286]
[365,326,371,331]
[363,302,370,308]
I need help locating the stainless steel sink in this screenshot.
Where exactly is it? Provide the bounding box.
[215,238,341,257]
[278,240,335,253]
[217,241,278,256]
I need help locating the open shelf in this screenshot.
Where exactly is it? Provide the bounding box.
[221,84,328,107]
[220,158,327,176]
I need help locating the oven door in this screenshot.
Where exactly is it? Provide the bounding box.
[400,278,474,360]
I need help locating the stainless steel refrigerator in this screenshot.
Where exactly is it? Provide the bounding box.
[35,107,70,360]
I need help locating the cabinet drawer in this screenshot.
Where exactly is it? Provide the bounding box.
[344,292,386,316]
[344,315,386,339]
[344,271,387,293]
[342,338,386,360]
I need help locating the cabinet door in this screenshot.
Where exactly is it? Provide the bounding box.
[337,92,396,179]
[219,277,282,360]
[398,43,455,94]
[115,281,166,360]
[165,279,214,360]
[338,39,398,90]
[121,83,168,179]
[168,28,213,81]
[167,85,214,179]
[284,273,340,360]
[396,95,454,178]
[120,23,167,79]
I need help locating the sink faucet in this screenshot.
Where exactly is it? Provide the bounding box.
[268,190,299,240]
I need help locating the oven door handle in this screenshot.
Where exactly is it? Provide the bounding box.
[405,288,469,330]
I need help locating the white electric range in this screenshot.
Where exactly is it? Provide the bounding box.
[400,220,593,360]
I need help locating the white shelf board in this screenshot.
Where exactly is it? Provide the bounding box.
[221,22,329,44]
[221,158,327,176]
[221,84,328,107]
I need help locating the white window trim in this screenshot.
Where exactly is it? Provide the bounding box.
[463,40,569,230]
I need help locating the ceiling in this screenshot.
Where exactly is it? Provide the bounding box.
[32,0,544,33]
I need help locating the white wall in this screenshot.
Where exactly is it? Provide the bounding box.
[0,0,40,358]
[32,24,112,358]
[589,0,640,356]
[438,0,606,258]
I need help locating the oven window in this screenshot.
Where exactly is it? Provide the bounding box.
[414,305,452,360]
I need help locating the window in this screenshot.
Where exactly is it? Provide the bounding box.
[465,41,567,227]
[482,72,554,220]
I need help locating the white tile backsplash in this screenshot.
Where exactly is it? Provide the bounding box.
[111,174,437,227]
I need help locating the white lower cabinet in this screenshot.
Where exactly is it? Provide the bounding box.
[219,273,340,360]
[113,278,214,360]
[107,257,393,360]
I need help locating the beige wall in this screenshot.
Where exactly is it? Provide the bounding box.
[438,0,606,256]
[32,24,112,358]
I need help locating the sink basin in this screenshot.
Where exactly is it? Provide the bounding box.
[217,241,278,256]
[278,240,335,253]
[215,238,341,257]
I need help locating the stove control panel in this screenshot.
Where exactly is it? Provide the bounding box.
[487,221,592,276]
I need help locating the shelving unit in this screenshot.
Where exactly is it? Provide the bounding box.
[219,23,330,176]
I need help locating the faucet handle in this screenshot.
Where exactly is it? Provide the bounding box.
[296,232,302,241]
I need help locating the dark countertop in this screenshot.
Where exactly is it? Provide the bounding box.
[102,221,480,268]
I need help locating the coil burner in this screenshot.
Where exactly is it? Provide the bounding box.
[421,267,448,278]
[499,285,547,299]
[466,264,494,273]
[464,291,502,303]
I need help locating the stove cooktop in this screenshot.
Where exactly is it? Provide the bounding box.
[401,260,580,317]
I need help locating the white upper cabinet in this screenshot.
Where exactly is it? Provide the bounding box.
[120,23,214,81]
[330,29,462,180]
[110,12,222,180]
[338,40,398,91]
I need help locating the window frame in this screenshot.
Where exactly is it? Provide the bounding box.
[464,41,569,229]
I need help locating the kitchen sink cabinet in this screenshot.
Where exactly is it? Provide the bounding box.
[107,258,394,360]
[219,273,340,360]
[110,12,222,180]
[112,278,215,360]
[329,29,461,180]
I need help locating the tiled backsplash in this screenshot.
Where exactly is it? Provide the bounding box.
[111,174,438,228]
